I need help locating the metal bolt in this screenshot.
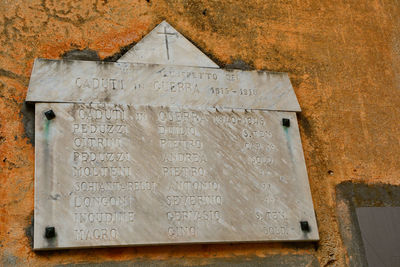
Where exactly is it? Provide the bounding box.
[45,226,56,238]
[44,110,56,120]
[300,221,310,232]
[282,118,290,127]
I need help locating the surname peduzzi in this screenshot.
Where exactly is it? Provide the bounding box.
[74,69,250,95]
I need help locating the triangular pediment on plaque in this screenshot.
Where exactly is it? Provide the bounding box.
[117,20,219,68]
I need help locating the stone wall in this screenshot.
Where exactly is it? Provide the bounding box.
[1,0,399,266]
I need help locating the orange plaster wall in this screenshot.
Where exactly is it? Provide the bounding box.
[0,0,399,266]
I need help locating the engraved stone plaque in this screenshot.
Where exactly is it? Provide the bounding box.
[30,20,318,250]
[34,103,318,249]
[26,59,301,112]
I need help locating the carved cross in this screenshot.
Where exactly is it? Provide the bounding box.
[157,26,177,60]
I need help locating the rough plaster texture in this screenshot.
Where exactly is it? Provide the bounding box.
[0,0,399,266]
[56,254,320,267]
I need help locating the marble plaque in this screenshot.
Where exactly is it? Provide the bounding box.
[34,102,318,250]
[26,59,301,112]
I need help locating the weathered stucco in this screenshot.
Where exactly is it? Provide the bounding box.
[0,0,399,266]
